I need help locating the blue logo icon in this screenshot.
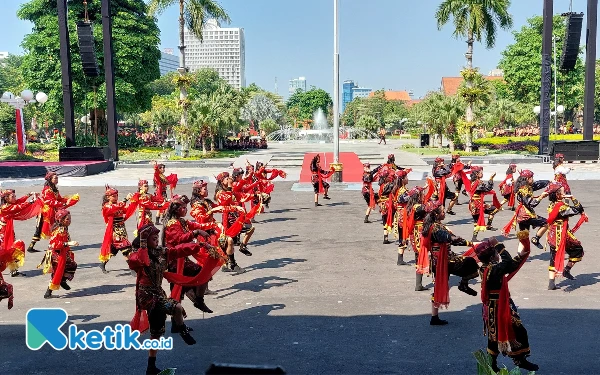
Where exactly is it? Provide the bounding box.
[26,308,69,350]
[26,308,172,351]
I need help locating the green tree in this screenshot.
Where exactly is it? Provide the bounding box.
[355,114,380,133]
[148,0,230,141]
[499,16,585,117]
[241,94,281,128]
[18,0,161,127]
[286,88,333,121]
[147,71,178,97]
[436,0,513,151]
[341,98,365,127]
[259,118,279,135]
[188,67,226,99]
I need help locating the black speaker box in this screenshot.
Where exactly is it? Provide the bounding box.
[76,21,100,77]
[560,13,584,71]
[59,147,111,161]
[420,133,430,147]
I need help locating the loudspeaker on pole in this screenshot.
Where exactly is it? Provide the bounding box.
[76,21,100,77]
[560,12,584,71]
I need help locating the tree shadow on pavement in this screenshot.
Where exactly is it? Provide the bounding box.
[214,276,298,299]
[251,235,300,247]
[243,257,307,273]
[268,207,312,214]
[3,304,599,374]
[256,217,297,224]
[64,283,134,298]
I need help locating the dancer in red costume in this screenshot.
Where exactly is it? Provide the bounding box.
[431,157,458,215]
[499,164,517,211]
[28,172,79,253]
[393,169,411,265]
[377,167,397,244]
[39,209,78,299]
[420,201,477,326]
[152,162,178,224]
[502,170,550,250]
[449,154,470,198]
[128,224,197,375]
[215,172,258,255]
[0,189,42,277]
[545,182,586,290]
[163,195,224,313]
[135,180,169,231]
[468,166,501,241]
[552,153,572,194]
[190,180,245,274]
[99,185,138,273]
[476,233,538,372]
[310,154,334,206]
[361,163,382,223]
[407,186,429,291]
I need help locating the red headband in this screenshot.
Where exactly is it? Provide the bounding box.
[474,237,499,259]
[546,182,563,194]
[555,153,564,158]
[138,223,160,240]
[1,189,14,198]
[435,157,444,163]
[105,185,118,196]
[45,171,57,181]
[216,172,230,182]
[193,180,207,188]
[55,209,70,223]
[408,186,425,196]
[424,200,441,213]
[520,170,534,178]
[138,179,148,187]
[396,169,409,178]
[470,166,483,172]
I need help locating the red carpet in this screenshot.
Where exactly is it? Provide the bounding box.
[0,160,113,178]
[299,152,363,183]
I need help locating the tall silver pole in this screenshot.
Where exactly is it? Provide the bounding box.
[333,0,340,165]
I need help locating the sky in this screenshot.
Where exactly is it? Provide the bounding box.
[0,0,593,99]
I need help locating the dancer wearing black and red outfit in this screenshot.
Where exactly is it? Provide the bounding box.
[377,167,397,244]
[545,182,586,290]
[362,163,381,223]
[499,164,517,211]
[502,170,549,249]
[128,224,198,375]
[449,154,470,198]
[310,154,334,206]
[476,233,538,372]
[407,186,428,291]
[393,169,411,265]
[431,157,458,215]
[420,201,478,325]
[468,166,500,241]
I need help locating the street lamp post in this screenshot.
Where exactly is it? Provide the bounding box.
[330,0,343,182]
[1,90,48,154]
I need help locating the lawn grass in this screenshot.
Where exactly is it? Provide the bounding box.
[0,144,246,162]
[474,134,600,145]
[399,146,531,157]
[118,147,247,162]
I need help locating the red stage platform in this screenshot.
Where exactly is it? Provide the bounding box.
[0,160,113,178]
[299,152,363,183]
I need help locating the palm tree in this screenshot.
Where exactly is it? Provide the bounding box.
[436,0,513,150]
[436,95,465,149]
[148,0,230,144]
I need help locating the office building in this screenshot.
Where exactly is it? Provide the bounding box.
[159,49,179,76]
[184,19,246,89]
[352,87,372,100]
[289,77,307,95]
[342,80,372,112]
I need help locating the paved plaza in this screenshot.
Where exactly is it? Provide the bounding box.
[0,176,599,374]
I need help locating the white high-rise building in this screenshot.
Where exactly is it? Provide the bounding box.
[289,77,307,94]
[184,19,245,89]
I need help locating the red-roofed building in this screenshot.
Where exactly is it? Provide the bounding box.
[441,76,504,96]
[368,90,412,101]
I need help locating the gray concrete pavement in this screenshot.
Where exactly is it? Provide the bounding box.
[0,180,599,374]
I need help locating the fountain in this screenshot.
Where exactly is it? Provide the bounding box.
[266,108,378,142]
[298,108,333,142]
